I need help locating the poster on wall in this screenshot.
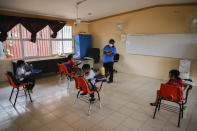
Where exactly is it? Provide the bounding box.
[179,59,191,79]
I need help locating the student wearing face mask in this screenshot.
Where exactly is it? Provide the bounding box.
[103,39,117,83]
[16,60,35,93]
[81,64,96,102]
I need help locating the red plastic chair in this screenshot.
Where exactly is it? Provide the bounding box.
[73,77,101,115]
[57,64,64,75]
[57,64,75,80]
[153,83,184,127]
[5,72,32,107]
[159,84,183,102]
[74,77,80,90]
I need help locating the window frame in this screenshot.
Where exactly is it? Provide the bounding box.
[5,24,73,59]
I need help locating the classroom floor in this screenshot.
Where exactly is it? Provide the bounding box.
[0,73,197,131]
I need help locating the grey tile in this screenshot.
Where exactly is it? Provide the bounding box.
[0,73,196,131]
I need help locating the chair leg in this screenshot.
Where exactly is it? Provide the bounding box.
[153,102,159,119]
[99,81,104,91]
[23,86,27,97]
[96,90,102,109]
[27,90,33,102]
[74,91,80,104]
[99,99,102,109]
[9,87,14,101]
[14,88,19,107]
[96,90,100,100]
[66,75,71,88]
[181,103,184,118]
[59,74,62,82]
[67,75,70,80]
[158,99,161,111]
[60,73,63,80]
[88,102,92,116]
[68,79,70,88]
[178,104,182,127]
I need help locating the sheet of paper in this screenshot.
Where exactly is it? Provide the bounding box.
[25,72,31,76]
[179,59,191,79]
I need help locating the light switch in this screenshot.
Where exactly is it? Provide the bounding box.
[121,34,126,41]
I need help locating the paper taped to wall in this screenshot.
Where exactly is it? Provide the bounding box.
[179,59,191,79]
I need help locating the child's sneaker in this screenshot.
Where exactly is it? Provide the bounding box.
[107,81,113,84]
[183,106,188,110]
[24,86,27,90]
[80,92,87,95]
[89,97,95,102]
[29,90,33,94]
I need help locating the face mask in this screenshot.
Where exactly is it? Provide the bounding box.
[109,44,113,47]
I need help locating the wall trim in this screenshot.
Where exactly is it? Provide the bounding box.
[90,3,197,23]
[0,9,74,25]
[0,3,196,24]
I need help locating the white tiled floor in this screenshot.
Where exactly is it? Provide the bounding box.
[0,73,197,131]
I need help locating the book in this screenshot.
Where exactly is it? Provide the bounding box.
[183,80,195,86]
[104,50,113,55]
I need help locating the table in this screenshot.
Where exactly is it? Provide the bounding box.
[77,58,94,69]
[12,56,66,76]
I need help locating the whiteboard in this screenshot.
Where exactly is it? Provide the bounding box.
[126,34,197,59]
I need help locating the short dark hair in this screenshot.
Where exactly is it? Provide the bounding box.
[76,68,84,77]
[67,54,73,60]
[82,64,90,70]
[16,60,24,67]
[109,39,115,43]
[169,69,180,80]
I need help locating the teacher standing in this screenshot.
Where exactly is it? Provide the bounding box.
[103,39,117,83]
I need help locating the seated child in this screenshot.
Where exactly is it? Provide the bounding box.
[16,60,35,93]
[67,54,79,73]
[150,69,189,106]
[82,64,96,102]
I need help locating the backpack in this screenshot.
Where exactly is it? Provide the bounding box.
[65,64,71,73]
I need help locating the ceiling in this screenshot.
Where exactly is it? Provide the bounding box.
[0,0,196,21]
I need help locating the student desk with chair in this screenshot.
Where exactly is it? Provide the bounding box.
[152,79,195,127]
[58,58,106,115]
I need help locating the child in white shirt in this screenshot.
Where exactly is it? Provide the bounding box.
[82,64,96,102]
[16,60,35,93]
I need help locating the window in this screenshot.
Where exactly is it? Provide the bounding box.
[3,24,73,59]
